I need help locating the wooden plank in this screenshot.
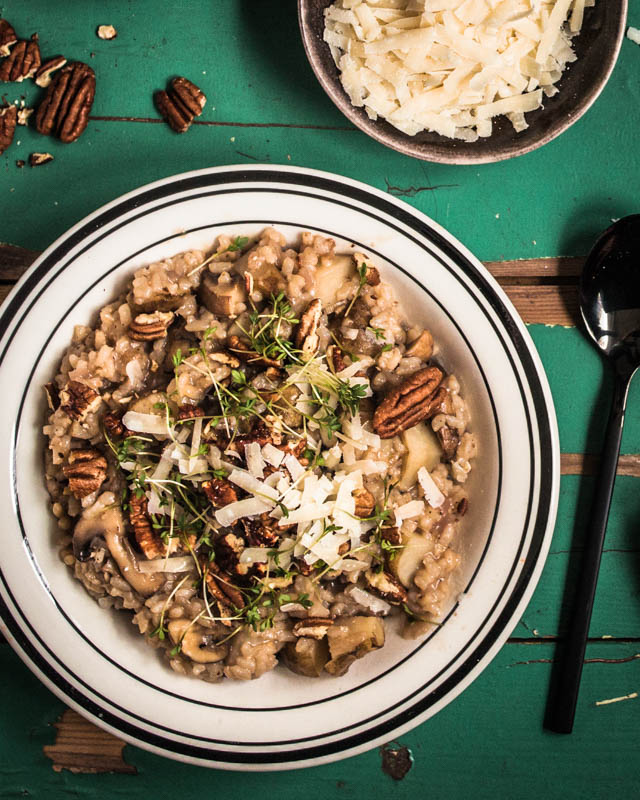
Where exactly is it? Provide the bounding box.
[0,285,11,306]
[501,284,579,326]
[561,453,640,478]
[43,709,136,775]
[484,256,584,278]
[0,244,40,280]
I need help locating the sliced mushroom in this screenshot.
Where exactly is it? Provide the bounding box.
[73,501,164,596]
[168,619,227,663]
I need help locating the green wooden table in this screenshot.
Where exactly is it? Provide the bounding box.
[1,1,639,795]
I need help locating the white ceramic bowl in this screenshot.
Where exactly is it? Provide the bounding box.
[0,165,559,770]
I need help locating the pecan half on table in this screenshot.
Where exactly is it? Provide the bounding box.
[0,19,17,57]
[0,33,40,82]
[154,76,206,133]
[35,61,95,143]
[0,105,17,155]
[372,366,445,438]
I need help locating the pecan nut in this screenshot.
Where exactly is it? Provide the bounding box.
[0,104,17,156]
[213,532,247,576]
[103,411,125,438]
[129,493,165,560]
[202,477,238,509]
[0,19,17,57]
[29,152,54,167]
[154,76,206,133]
[35,61,95,143]
[327,344,347,374]
[0,34,40,82]
[34,55,67,88]
[364,569,407,605]
[206,560,244,609]
[228,334,281,368]
[372,366,444,438]
[63,449,107,499]
[43,382,60,411]
[241,512,282,547]
[436,424,459,461]
[364,264,380,286]
[60,380,102,420]
[292,617,334,640]
[295,298,323,360]
[176,403,205,421]
[353,488,375,519]
[128,310,174,341]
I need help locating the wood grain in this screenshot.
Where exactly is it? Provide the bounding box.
[561,452,640,478]
[484,256,584,278]
[43,709,136,774]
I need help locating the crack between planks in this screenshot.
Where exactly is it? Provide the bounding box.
[384,178,460,196]
[88,115,355,131]
[508,654,640,667]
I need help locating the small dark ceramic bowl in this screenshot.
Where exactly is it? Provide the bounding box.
[299,0,628,164]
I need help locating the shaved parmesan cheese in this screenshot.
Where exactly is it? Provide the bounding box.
[228,469,279,501]
[239,548,270,565]
[262,443,285,467]
[394,499,425,525]
[348,585,391,614]
[627,26,640,46]
[122,411,169,436]
[215,497,273,527]
[283,453,306,481]
[138,556,195,574]
[417,466,446,508]
[324,0,591,140]
[246,441,265,478]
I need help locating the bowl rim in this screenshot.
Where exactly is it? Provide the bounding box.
[297,0,629,164]
[0,165,560,770]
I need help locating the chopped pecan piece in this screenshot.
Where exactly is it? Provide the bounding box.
[214,532,247,576]
[0,104,17,155]
[63,449,107,499]
[364,264,380,286]
[154,76,206,133]
[29,152,54,167]
[176,403,205,421]
[35,61,95,143]
[228,334,281,368]
[337,541,350,556]
[364,569,407,606]
[60,380,102,420]
[456,497,468,517]
[405,330,434,361]
[17,106,32,125]
[205,560,244,609]
[292,617,334,640]
[295,299,323,361]
[128,310,174,341]
[353,488,375,519]
[0,19,17,57]
[34,56,67,88]
[202,477,238,508]
[0,34,40,82]
[43,382,60,411]
[294,557,313,577]
[129,493,165,560]
[241,512,284,547]
[372,366,444,439]
[327,343,347,374]
[436,424,459,461]
[97,25,117,40]
[103,411,125,438]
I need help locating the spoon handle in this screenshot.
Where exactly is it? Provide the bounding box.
[545,370,631,734]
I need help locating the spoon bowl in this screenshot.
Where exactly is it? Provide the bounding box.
[580,216,640,373]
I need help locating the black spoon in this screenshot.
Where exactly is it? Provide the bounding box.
[545,215,640,733]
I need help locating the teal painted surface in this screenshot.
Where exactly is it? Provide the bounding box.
[1,0,639,793]
[1,643,639,796]
[1,1,640,261]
